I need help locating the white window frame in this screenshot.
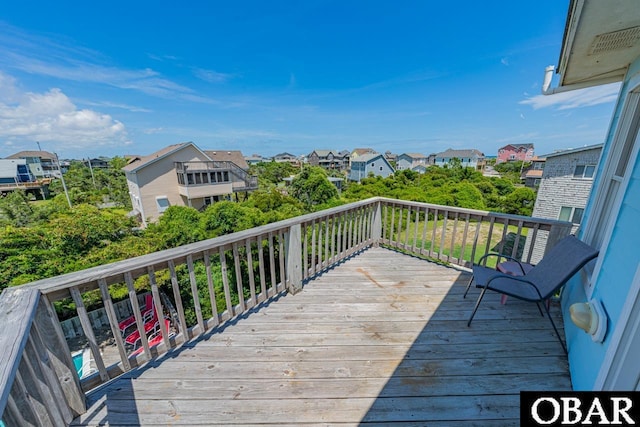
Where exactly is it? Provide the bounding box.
[573,164,596,179]
[156,196,170,214]
[558,206,584,224]
[582,82,640,298]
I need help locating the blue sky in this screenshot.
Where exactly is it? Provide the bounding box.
[0,1,621,159]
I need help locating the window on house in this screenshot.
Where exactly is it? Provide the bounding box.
[559,206,584,224]
[379,166,383,171]
[509,154,516,160]
[156,196,170,214]
[573,164,596,179]
[187,173,194,185]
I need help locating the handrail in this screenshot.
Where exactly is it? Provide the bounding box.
[0,196,574,425]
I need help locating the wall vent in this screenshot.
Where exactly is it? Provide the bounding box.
[589,26,640,55]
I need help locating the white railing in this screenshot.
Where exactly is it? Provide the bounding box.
[0,197,572,425]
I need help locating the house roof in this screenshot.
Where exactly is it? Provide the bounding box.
[6,150,56,160]
[499,144,534,150]
[524,169,544,179]
[351,153,384,163]
[351,148,377,156]
[122,142,197,172]
[204,150,249,169]
[273,152,296,159]
[435,148,484,158]
[544,143,604,159]
[310,149,348,159]
[557,0,640,89]
[399,153,428,159]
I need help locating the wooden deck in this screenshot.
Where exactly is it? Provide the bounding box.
[72,247,571,426]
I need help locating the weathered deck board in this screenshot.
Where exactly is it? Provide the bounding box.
[73,248,570,426]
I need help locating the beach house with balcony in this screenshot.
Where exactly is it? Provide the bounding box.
[123,142,257,227]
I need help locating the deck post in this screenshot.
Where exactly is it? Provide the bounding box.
[285,223,303,294]
[372,201,382,247]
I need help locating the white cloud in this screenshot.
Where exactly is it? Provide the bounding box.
[0,22,217,104]
[0,72,129,150]
[193,68,233,83]
[520,83,620,110]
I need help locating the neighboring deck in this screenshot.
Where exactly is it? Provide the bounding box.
[73,248,570,426]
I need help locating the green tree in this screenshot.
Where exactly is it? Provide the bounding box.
[201,202,266,236]
[250,161,296,187]
[0,190,35,227]
[146,206,206,248]
[289,166,338,210]
[503,187,537,216]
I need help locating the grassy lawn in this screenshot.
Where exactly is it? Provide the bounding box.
[388,216,529,268]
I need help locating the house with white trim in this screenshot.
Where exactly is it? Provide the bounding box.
[123,142,257,227]
[348,153,395,182]
[544,0,640,391]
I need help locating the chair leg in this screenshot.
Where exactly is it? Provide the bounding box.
[542,300,568,355]
[467,287,488,326]
[535,302,544,317]
[463,275,475,298]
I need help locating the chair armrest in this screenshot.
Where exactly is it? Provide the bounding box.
[476,252,523,266]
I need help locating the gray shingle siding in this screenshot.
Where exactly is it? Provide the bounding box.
[525,146,602,263]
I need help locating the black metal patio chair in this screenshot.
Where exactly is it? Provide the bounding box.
[466,235,599,354]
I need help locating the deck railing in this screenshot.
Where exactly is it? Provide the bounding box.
[0,197,572,426]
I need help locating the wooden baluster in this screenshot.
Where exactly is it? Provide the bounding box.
[421,207,429,255]
[124,272,151,358]
[278,231,286,292]
[459,213,471,265]
[187,255,205,335]
[219,247,234,319]
[168,260,189,341]
[511,220,524,259]
[311,220,317,275]
[245,238,257,306]
[268,232,277,296]
[302,223,308,280]
[526,223,540,264]
[203,250,220,327]
[232,243,246,313]
[97,279,130,371]
[430,209,438,258]
[69,287,109,383]
[148,267,169,348]
[449,212,459,263]
[257,235,267,302]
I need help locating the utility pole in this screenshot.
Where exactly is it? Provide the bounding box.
[86,157,97,188]
[54,152,72,208]
[36,141,42,152]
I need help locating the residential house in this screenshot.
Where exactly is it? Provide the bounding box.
[496,143,535,163]
[6,150,58,178]
[544,0,640,391]
[307,150,349,171]
[396,153,428,171]
[524,145,602,262]
[348,153,395,182]
[384,150,398,165]
[0,159,35,184]
[273,152,301,167]
[83,158,110,169]
[522,157,546,188]
[123,142,257,227]
[244,155,266,165]
[434,148,485,169]
[349,148,377,169]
